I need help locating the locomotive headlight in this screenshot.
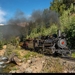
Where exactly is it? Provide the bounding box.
[61,41,65,45]
[57,39,67,49]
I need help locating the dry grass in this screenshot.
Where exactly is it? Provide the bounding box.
[42,58,64,73]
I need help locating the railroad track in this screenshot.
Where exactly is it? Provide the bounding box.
[60,50,75,62]
[60,56,75,62]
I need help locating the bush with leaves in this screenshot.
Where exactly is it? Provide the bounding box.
[9,36,20,48]
[65,16,75,49]
[59,4,75,49]
[4,44,21,58]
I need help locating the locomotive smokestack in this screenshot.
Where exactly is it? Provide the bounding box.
[57,29,61,38]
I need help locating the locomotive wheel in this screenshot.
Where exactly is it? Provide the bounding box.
[66,51,72,57]
[61,51,72,57]
[37,47,43,54]
[38,47,49,55]
[61,53,67,57]
[53,51,59,57]
[49,47,55,55]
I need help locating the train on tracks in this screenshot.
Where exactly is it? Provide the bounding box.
[33,29,72,57]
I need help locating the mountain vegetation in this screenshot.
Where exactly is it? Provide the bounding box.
[0,0,75,49]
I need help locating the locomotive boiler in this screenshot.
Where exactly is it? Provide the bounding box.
[33,30,72,57]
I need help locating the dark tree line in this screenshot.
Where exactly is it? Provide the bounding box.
[50,0,75,15]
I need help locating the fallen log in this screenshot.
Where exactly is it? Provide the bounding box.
[6,53,22,66]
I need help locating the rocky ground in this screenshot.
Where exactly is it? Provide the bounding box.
[9,54,75,73]
[1,45,75,73]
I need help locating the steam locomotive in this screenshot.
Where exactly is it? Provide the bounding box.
[33,30,72,57]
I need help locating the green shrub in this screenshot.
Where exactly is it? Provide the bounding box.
[9,36,20,48]
[4,44,16,57]
[72,52,75,58]
[4,44,21,59]
[64,16,75,49]
[24,51,38,60]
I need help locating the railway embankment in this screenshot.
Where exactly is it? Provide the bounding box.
[8,50,75,73]
[1,45,75,73]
